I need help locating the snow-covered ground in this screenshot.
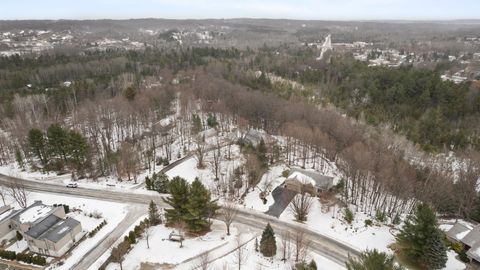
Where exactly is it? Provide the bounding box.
[106,220,240,270]
[280,198,395,252]
[6,239,28,253]
[165,144,246,196]
[189,227,344,270]
[0,163,146,191]
[244,165,287,212]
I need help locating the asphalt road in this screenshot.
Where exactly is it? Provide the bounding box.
[0,173,358,269]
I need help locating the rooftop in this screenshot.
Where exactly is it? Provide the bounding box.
[288,168,334,190]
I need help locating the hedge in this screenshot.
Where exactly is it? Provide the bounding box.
[0,250,46,266]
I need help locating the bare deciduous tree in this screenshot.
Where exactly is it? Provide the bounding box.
[289,190,314,222]
[220,199,238,236]
[8,182,28,208]
[292,228,310,263]
[281,230,291,262]
[0,186,8,206]
[233,235,248,270]
[194,136,206,169]
[211,139,222,180]
[191,250,211,270]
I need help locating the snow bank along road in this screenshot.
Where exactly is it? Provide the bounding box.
[0,174,359,268]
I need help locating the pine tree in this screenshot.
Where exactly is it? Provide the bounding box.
[163,176,190,225]
[424,230,448,269]
[257,138,268,167]
[153,173,170,193]
[191,114,202,134]
[346,249,403,270]
[185,178,218,232]
[14,146,24,169]
[66,130,89,170]
[145,176,152,190]
[47,124,68,162]
[260,223,277,257]
[28,128,48,166]
[148,200,161,225]
[396,203,446,269]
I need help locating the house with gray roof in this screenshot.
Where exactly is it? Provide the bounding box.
[446,221,480,268]
[0,201,82,257]
[446,221,473,243]
[284,168,334,196]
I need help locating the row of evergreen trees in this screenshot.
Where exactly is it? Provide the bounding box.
[26,124,89,172]
[163,176,219,233]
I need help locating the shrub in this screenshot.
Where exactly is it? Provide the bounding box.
[89,220,107,237]
[344,208,354,224]
[282,169,290,178]
[450,241,464,253]
[392,214,401,225]
[364,219,373,227]
[375,210,387,223]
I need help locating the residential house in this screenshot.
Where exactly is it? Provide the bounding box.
[446,221,480,268]
[284,168,334,196]
[0,201,82,257]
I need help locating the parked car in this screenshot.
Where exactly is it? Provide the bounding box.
[66,182,78,188]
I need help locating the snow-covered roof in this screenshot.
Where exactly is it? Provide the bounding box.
[462,226,480,248]
[287,168,334,190]
[11,201,53,224]
[446,221,473,242]
[18,205,52,224]
[467,243,480,262]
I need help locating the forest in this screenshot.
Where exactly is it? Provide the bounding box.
[0,45,479,224]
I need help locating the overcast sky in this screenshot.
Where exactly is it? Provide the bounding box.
[1,0,479,20]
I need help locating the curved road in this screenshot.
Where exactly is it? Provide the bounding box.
[0,173,358,269]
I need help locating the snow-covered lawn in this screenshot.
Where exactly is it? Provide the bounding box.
[244,165,287,212]
[203,229,344,270]
[6,239,28,253]
[106,220,238,270]
[444,250,466,270]
[281,198,395,253]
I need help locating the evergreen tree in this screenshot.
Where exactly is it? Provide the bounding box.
[191,114,202,134]
[257,138,268,167]
[185,178,218,232]
[148,200,161,225]
[145,176,152,190]
[396,203,446,269]
[295,260,317,270]
[346,249,403,270]
[207,114,218,128]
[66,130,89,170]
[163,176,190,225]
[424,230,448,269]
[153,173,170,193]
[260,223,276,257]
[27,128,48,166]
[14,146,24,169]
[124,86,137,101]
[47,124,68,162]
